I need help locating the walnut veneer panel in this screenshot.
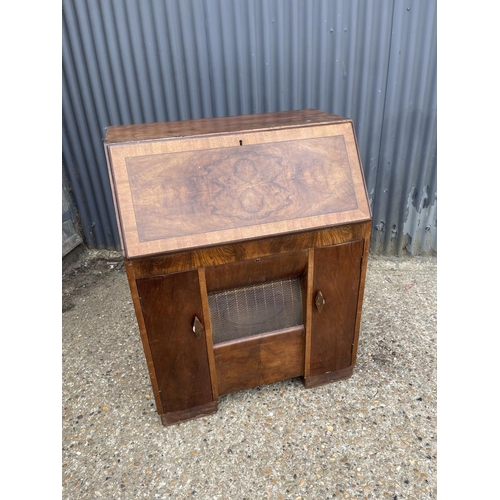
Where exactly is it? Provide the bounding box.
[214,326,305,396]
[105,112,370,258]
[135,271,214,413]
[309,239,364,376]
[126,136,356,243]
[132,224,369,279]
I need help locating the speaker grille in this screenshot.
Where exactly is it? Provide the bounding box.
[208,277,303,344]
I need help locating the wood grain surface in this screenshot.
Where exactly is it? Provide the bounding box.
[109,111,373,425]
[303,365,354,389]
[125,136,357,242]
[135,270,214,413]
[105,112,370,258]
[124,260,164,414]
[309,239,364,376]
[351,223,372,366]
[131,224,369,279]
[204,250,307,293]
[160,401,218,426]
[214,326,305,396]
[198,267,219,401]
[104,109,348,144]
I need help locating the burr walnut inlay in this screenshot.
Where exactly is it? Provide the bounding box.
[105,114,370,258]
[125,136,357,243]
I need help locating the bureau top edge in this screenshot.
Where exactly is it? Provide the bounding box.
[103,109,351,145]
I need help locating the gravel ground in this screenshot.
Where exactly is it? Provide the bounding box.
[62,250,437,500]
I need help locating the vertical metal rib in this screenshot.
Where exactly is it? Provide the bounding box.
[62,0,436,255]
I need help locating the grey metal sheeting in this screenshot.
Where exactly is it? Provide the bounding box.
[62,0,436,255]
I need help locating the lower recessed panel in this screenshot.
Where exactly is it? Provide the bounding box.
[214,326,305,396]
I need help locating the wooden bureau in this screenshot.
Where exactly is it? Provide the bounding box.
[104,109,372,425]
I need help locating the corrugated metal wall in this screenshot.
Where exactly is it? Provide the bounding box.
[62,0,436,255]
[62,179,82,257]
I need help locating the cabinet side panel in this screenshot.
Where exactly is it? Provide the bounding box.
[136,271,213,413]
[351,223,372,365]
[124,260,163,414]
[309,239,364,375]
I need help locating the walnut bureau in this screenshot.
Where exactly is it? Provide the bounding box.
[104,109,372,426]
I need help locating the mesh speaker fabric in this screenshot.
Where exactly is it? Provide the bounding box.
[208,277,303,344]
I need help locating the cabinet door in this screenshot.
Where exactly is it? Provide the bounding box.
[309,239,364,376]
[136,270,213,414]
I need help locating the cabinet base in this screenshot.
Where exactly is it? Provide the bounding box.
[158,367,354,425]
[160,401,218,426]
[302,365,354,389]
